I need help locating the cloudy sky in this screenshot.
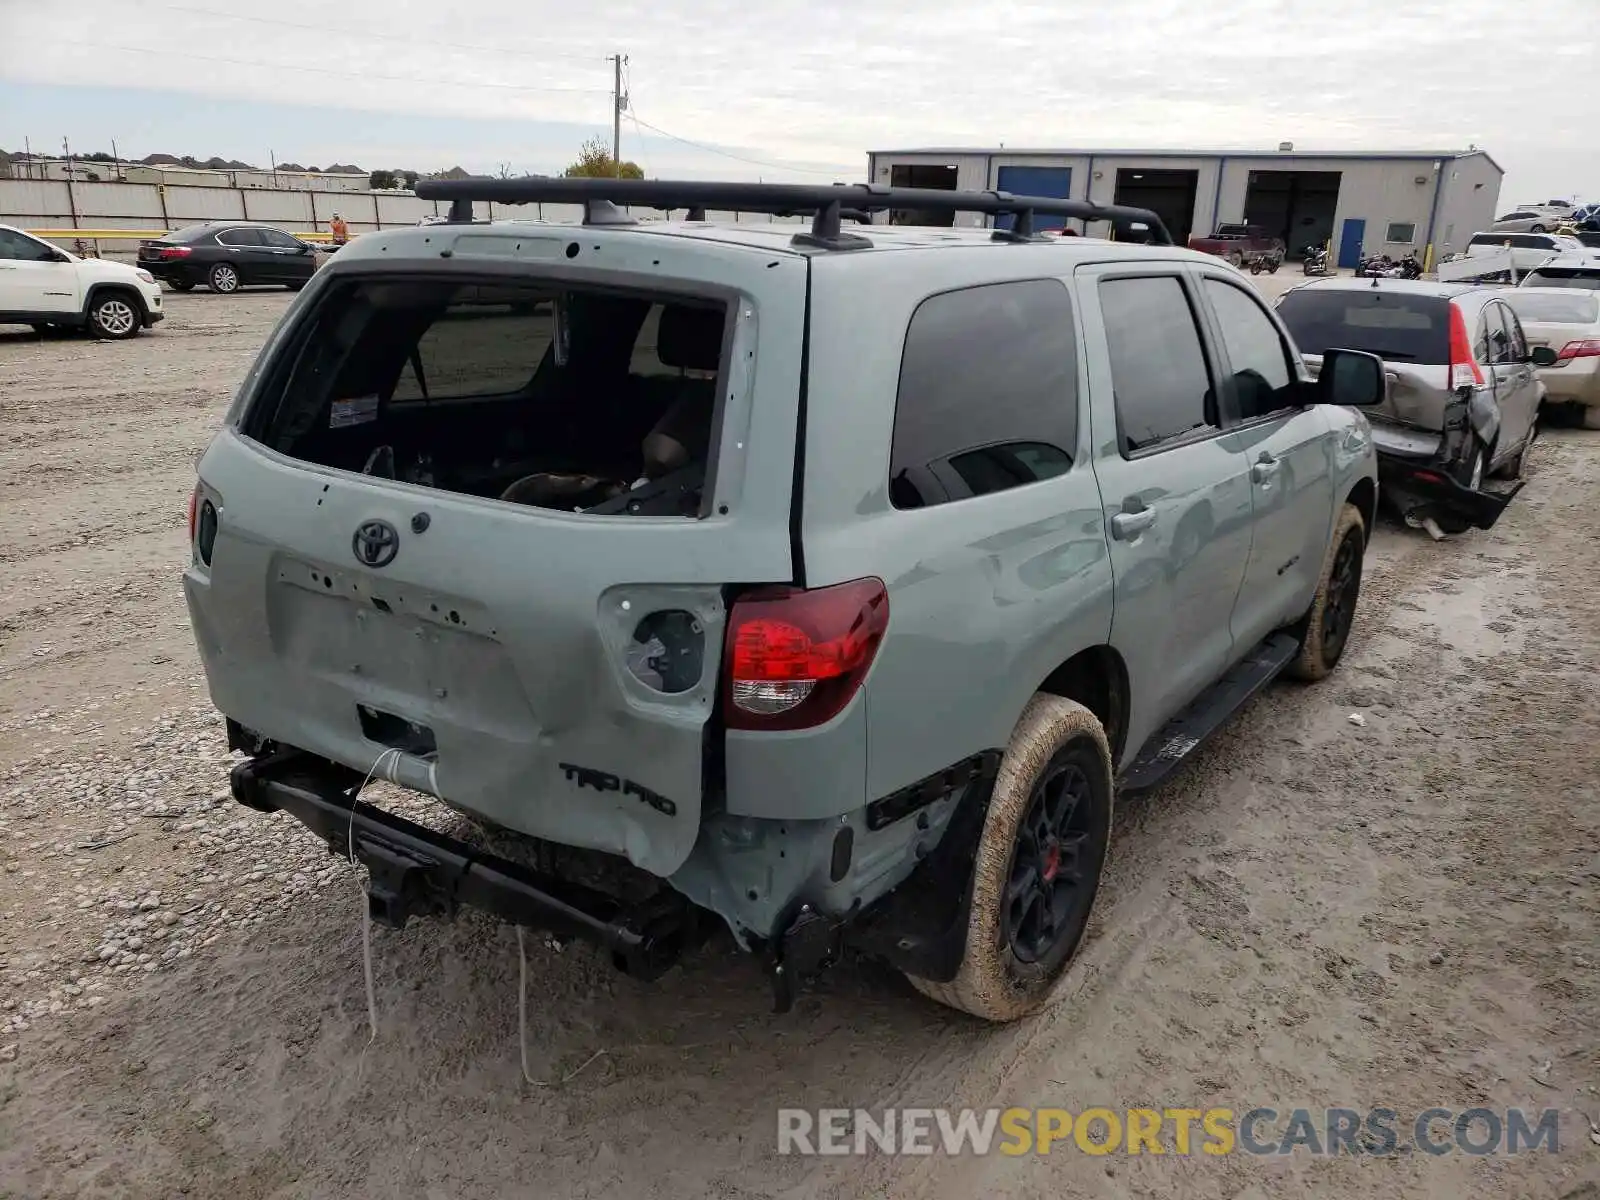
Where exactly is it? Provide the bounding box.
[1,0,1597,200]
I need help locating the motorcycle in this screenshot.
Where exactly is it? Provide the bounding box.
[1356,252,1423,279]
[1301,244,1330,275]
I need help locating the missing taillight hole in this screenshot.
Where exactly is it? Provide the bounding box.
[626,609,705,694]
[372,597,392,614]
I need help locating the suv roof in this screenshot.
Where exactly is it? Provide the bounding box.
[329,217,1228,267]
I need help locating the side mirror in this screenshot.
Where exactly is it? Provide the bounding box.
[1529,346,1559,367]
[1317,348,1387,406]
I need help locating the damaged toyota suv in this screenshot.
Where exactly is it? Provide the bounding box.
[185,178,1384,1022]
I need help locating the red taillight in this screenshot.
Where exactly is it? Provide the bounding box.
[1556,338,1600,363]
[1413,470,1447,485]
[159,246,192,259]
[723,578,889,731]
[1447,303,1485,391]
[187,484,200,542]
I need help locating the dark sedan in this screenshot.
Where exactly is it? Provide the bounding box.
[137,222,321,294]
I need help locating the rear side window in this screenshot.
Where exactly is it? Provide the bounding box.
[888,279,1077,509]
[217,227,263,247]
[1505,292,1600,323]
[1100,276,1216,453]
[167,224,219,243]
[1522,268,1600,291]
[1275,289,1451,363]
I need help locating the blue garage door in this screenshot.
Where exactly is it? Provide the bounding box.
[994,166,1074,231]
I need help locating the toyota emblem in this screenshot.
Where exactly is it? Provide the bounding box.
[352,519,400,568]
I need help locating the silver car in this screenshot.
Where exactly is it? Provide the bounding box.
[1276,278,1557,531]
[1502,287,1600,428]
[1490,208,1567,234]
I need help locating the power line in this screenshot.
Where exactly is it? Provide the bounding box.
[78,41,611,94]
[153,3,608,64]
[626,111,850,177]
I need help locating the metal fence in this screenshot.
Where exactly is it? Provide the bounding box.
[0,178,811,260]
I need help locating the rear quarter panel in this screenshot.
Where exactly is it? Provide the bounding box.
[790,246,1113,808]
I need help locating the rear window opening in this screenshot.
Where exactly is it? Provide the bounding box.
[1505,292,1600,323]
[1276,289,1450,363]
[1521,268,1600,292]
[246,276,731,518]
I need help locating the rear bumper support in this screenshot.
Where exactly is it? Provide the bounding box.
[230,749,693,981]
[1376,452,1522,531]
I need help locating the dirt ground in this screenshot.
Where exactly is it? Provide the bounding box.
[1,288,1597,1200]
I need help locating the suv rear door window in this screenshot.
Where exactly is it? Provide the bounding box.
[1202,278,1299,420]
[1498,302,1528,361]
[888,279,1077,509]
[1482,304,1513,363]
[1099,275,1217,453]
[1274,288,1450,363]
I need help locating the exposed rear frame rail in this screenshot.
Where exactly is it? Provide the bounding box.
[419,177,1173,251]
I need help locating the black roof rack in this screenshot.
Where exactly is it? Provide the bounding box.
[414,177,1172,251]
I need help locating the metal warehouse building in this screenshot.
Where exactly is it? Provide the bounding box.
[866,145,1503,269]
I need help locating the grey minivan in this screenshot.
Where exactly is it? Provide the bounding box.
[1275,278,1556,531]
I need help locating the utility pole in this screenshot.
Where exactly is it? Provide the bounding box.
[612,53,628,176]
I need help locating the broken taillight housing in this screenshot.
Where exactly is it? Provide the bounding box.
[723,578,889,731]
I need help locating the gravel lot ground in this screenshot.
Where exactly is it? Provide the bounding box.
[1,285,1597,1200]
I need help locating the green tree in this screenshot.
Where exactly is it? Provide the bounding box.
[368,169,399,190]
[563,136,643,180]
[402,170,419,190]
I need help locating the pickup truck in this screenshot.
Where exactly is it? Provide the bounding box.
[1188,223,1286,273]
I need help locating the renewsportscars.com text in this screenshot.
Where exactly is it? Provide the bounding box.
[777,1106,1563,1157]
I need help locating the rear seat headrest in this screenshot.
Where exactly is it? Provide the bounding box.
[657,305,724,372]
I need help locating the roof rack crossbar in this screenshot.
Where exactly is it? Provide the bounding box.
[412,178,1173,246]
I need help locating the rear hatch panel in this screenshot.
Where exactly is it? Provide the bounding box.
[186,233,809,877]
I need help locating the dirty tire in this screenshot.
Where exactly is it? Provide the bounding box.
[1227,250,1244,269]
[1289,502,1366,682]
[906,695,1112,1023]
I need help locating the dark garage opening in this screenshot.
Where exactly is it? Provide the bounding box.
[1244,170,1342,255]
[1112,168,1199,244]
[889,163,958,226]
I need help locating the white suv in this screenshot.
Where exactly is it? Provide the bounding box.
[0,224,165,339]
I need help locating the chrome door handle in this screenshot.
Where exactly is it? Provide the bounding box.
[1111,507,1157,540]
[1251,453,1281,483]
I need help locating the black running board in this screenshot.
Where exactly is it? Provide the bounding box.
[1119,633,1300,793]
